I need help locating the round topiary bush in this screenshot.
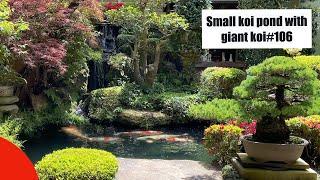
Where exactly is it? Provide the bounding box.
[35,148,118,180]
[199,67,246,99]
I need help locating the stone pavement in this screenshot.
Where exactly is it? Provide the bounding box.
[116,158,222,180]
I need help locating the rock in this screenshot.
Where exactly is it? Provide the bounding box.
[117,109,170,128]
[0,105,19,114]
[0,86,14,97]
[0,96,19,105]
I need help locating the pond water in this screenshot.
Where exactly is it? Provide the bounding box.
[23,124,213,164]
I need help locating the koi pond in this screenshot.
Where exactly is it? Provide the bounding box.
[23,124,213,164]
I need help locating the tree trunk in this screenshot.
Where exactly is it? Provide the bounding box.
[254,85,290,143]
[144,43,161,87]
[132,41,144,85]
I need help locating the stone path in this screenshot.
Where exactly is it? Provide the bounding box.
[116,158,222,180]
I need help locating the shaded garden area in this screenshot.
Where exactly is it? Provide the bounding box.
[1,0,320,179]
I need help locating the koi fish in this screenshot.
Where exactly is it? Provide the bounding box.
[137,134,194,143]
[115,130,163,137]
[61,126,122,143]
[89,136,122,143]
[61,126,89,140]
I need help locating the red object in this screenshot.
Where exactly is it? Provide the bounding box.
[105,2,124,10]
[0,137,38,180]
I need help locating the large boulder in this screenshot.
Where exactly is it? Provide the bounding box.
[88,86,122,122]
[0,105,19,113]
[117,109,170,128]
[0,96,19,105]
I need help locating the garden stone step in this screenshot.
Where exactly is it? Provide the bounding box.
[0,96,19,105]
[0,105,19,114]
[117,109,170,129]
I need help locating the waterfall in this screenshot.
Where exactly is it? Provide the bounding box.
[87,22,119,91]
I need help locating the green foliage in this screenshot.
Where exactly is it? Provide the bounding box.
[286,115,320,166]
[88,86,122,122]
[238,49,286,66]
[222,165,243,180]
[0,0,28,64]
[63,39,92,100]
[109,53,132,75]
[204,124,242,165]
[188,99,245,123]
[234,56,319,118]
[239,0,296,9]
[0,117,23,147]
[295,56,320,78]
[0,65,26,86]
[199,67,246,99]
[176,0,211,29]
[35,148,118,180]
[19,105,88,137]
[119,83,165,110]
[106,2,188,86]
[161,93,198,122]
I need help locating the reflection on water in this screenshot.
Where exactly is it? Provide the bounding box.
[23,124,213,164]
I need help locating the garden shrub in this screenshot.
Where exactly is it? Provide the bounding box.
[19,104,88,137]
[286,115,320,166]
[204,124,243,165]
[35,148,118,180]
[0,118,23,147]
[188,99,245,123]
[222,165,243,180]
[88,86,122,122]
[119,83,165,110]
[203,120,257,165]
[199,67,246,99]
[295,56,320,78]
[161,94,198,122]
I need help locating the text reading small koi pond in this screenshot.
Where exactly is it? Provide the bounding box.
[23,124,213,164]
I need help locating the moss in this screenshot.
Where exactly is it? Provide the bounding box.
[199,67,246,99]
[35,148,118,180]
[117,109,170,129]
[88,86,122,122]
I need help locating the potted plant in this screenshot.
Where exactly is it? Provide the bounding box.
[234,56,318,164]
[0,66,26,97]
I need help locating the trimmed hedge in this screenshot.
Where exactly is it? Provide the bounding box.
[286,115,320,166]
[188,99,245,123]
[199,67,246,99]
[35,148,118,180]
[295,56,320,78]
[88,86,122,122]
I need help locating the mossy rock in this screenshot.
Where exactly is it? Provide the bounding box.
[88,86,122,122]
[0,96,19,105]
[0,105,19,113]
[117,109,170,128]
